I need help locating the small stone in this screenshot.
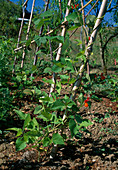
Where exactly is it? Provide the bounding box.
[81,146,85,150]
[102,153,105,156]
[107,144,110,148]
[0,153,4,158]
[0,143,6,151]
[0,159,3,164]
[92,159,96,162]
[105,154,114,160]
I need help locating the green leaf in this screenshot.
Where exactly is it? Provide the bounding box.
[41,111,52,120]
[34,18,50,29]
[81,127,90,134]
[46,36,64,43]
[7,127,22,132]
[60,79,69,84]
[23,89,32,95]
[25,130,41,137]
[23,114,31,131]
[75,115,83,124]
[42,78,54,84]
[79,119,93,128]
[16,128,23,137]
[43,137,51,147]
[39,96,51,102]
[77,50,85,56]
[52,65,62,73]
[44,67,52,73]
[37,110,52,121]
[91,95,102,101]
[64,95,73,105]
[75,39,82,46]
[34,36,47,46]
[62,38,69,53]
[50,113,58,124]
[53,60,65,68]
[78,93,84,105]
[32,117,39,129]
[51,99,66,110]
[36,50,41,55]
[66,12,78,22]
[40,10,54,17]
[86,15,96,27]
[52,133,64,145]
[65,61,75,73]
[68,25,79,31]
[31,65,37,72]
[60,75,69,80]
[26,39,31,47]
[77,54,86,63]
[66,12,82,26]
[34,105,42,115]
[14,110,27,120]
[69,78,76,84]
[56,81,61,95]
[86,73,91,81]
[16,137,27,151]
[69,119,78,138]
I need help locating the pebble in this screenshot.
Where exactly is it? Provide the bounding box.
[0,159,3,164]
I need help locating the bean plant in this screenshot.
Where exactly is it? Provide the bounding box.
[5,0,117,160]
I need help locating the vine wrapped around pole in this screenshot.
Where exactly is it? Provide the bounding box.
[71,0,108,101]
[49,0,72,97]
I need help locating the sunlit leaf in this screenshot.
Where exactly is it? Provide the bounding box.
[23,114,31,131]
[23,89,32,95]
[14,110,27,120]
[52,133,64,145]
[16,137,27,151]
[69,119,78,137]
[40,10,54,17]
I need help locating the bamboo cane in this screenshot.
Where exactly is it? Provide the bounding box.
[49,0,72,159]
[71,0,108,101]
[81,0,90,75]
[21,0,35,69]
[85,0,99,17]
[12,4,27,74]
[49,0,72,97]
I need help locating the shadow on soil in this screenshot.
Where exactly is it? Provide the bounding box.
[1,137,117,170]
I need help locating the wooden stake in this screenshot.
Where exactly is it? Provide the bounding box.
[49,0,71,96]
[71,0,108,101]
[21,0,35,69]
[12,4,27,74]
